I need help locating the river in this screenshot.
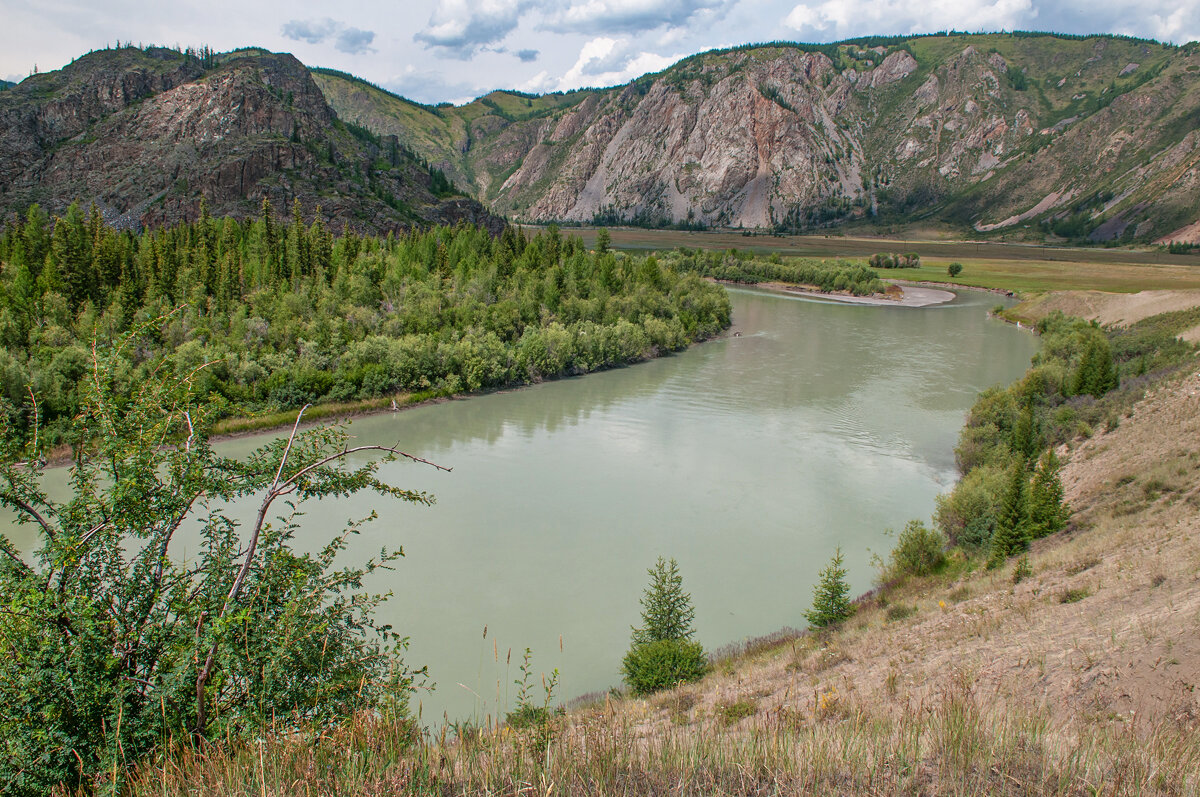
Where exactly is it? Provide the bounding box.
[3,286,1039,726]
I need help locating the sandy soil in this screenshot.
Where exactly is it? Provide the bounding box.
[1015,289,1200,341]
[757,282,956,307]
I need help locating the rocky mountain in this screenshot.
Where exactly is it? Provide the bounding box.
[0,47,500,233]
[314,33,1200,243]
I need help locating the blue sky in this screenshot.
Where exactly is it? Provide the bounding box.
[2,0,1197,103]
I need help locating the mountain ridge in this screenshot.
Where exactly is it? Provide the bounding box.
[0,46,502,233]
[313,32,1200,243]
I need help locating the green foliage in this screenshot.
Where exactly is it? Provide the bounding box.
[504,648,561,756]
[623,558,706,695]
[868,252,920,269]
[1070,336,1118,397]
[805,548,854,629]
[1027,449,1070,539]
[0,328,427,794]
[669,249,885,296]
[630,557,696,646]
[1011,555,1032,585]
[947,262,963,278]
[621,639,709,697]
[0,206,731,446]
[988,463,1031,567]
[887,520,947,579]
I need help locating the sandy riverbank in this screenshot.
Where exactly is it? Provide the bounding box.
[755,281,957,307]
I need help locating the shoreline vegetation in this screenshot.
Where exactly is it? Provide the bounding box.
[6,210,1200,794]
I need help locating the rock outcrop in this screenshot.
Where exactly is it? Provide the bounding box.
[0,47,502,234]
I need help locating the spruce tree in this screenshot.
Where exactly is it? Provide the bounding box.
[622,557,707,695]
[989,463,1031,566]
[1028,449,1070,539]
[805,547,854,628]
[630,557,696,645]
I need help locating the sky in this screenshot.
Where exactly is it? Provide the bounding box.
[1,0,1198,104]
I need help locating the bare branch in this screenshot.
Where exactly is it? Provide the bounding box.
[192,405,447,735]
[0,492,56,541]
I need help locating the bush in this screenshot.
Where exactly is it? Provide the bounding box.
[621,638,709,697]
[888,520,947,578]
[0,333,429,793]
[947,262,963,278]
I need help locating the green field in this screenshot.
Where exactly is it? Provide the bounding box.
[553,227,1200,294]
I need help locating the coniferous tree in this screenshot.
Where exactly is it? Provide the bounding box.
[1028,449,1070,539]
[622,557,707,695]
[1011,401,1040,466]
[989,463,1031,566]
[805,547,854,628]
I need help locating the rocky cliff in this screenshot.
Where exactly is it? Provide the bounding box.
[0,47,501,233]
[315,33,1200,243]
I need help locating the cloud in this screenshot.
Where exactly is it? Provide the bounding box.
[336,27,376,54]
[516,48,540,61]
[782,0,1033,39]
[282,18,376,54]
[414,0,533,58]
[553,36,683,90]
[383,64,488,105]
[281,18,339,45]
[541,0,735,33]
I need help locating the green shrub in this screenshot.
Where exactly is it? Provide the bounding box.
[947,262,963,278]
[888,520,947,578]
[621,639,709,697]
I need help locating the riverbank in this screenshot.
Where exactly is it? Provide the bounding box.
[756,281,957,307]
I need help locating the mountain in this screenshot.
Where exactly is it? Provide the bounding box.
[0,80,13,91]
[313,33,1200,243]
[0,47,500,233]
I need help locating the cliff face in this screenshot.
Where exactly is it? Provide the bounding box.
[317,34,1200,242]
[0,48,502,233]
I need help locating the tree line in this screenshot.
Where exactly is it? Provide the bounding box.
[0,204,731,445]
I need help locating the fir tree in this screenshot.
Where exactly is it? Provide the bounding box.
[805,547,854,628]
[1028,449,1070,539]
[630,557,696,645]
[989,463,1031,566]
[622,557,706,695]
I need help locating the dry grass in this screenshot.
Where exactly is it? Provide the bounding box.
[126,364,1200,796]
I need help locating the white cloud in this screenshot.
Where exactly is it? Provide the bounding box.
[282,18,376,54]
[553,36,683,90]
[783,0,1034,38]
[414,0,534,58]
[541,0,735,33]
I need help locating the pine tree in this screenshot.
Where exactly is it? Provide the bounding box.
[989,463,1031,566]
[805,547,854,628]
[1028,449,1070,539]
[1011,402,1040,466]
[630,557,696,645]
[622,557,706,695]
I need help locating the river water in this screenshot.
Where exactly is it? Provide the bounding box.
[4,287,1039,725]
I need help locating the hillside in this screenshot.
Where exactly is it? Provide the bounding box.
[0,47,500,233]
[314,33,1200,243]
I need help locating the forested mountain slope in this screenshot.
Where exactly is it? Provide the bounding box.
[314,33,1200,243]
[0,47,500,234]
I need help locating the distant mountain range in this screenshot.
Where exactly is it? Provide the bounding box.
[3,34,1199,242]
